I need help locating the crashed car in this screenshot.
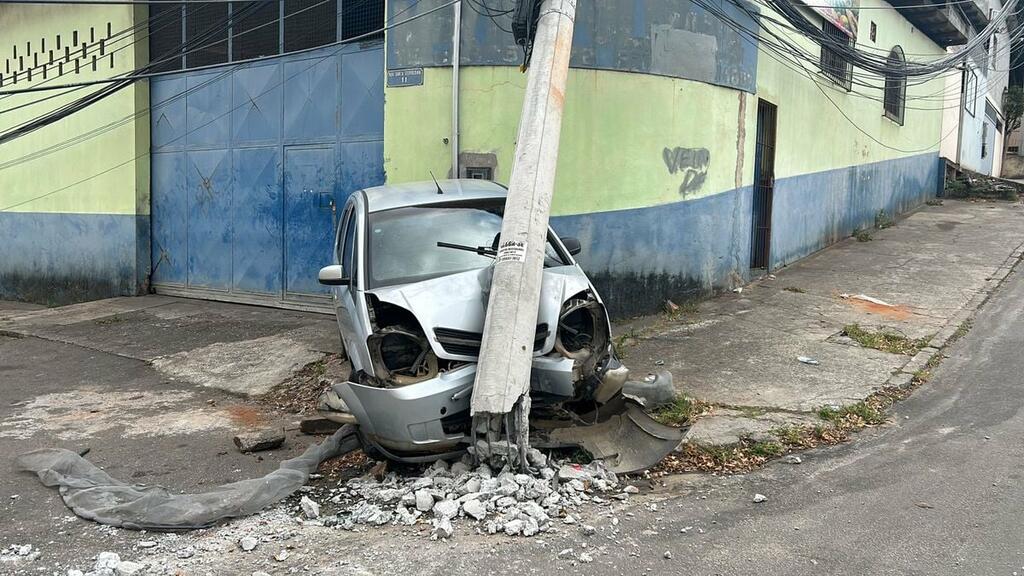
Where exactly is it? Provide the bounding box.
[317,179,681,472]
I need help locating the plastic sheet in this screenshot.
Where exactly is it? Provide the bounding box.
[16,425,358,531]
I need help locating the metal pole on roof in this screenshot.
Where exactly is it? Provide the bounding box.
[469,0,576,465]
[452,0,462,178]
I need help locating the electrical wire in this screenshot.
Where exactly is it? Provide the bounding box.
[0,0,453,211]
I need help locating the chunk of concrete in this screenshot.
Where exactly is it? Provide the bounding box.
[233,428,285,453]
[300,496,320,519]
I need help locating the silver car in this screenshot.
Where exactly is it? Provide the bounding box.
[318,179,678,471]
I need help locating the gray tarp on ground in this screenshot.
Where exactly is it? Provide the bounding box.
[15,424,358,531]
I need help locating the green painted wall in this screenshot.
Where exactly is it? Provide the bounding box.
[756,0,946,181]
[0,4,149,215]
[385,66,755,217]
[384,0,946,218]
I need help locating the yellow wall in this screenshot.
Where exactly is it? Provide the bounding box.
[0,4,149,215]
[385,66,755,216]
[757,0,947,179]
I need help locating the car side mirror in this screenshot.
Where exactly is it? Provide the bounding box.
[560,236,582,256]
[318,264,348,286]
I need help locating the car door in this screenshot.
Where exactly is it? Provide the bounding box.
[333,202,365,373]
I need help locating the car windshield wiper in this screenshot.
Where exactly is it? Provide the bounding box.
[437,241,497,257]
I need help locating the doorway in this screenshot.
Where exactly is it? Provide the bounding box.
[750,99,777,269]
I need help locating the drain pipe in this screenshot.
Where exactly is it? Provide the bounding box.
[451,0,462,178]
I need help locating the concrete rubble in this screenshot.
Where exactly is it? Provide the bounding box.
[312,450,624,540]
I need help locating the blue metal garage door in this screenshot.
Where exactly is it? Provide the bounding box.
[150,44,384,309]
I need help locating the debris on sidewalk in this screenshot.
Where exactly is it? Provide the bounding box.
[752,493,768,503]
[233,427,285,453]
[623,371,675,407]
[16,425,359,530]
[796,356,820,366]
[840,293,895,307]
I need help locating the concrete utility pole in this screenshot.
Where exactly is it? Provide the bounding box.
[470,0,577,462]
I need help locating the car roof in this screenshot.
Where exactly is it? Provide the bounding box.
[360,179,508,213]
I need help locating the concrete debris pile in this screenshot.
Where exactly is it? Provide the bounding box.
[1,543,40,564]
[313,450,624,539]
[65,552,145,576]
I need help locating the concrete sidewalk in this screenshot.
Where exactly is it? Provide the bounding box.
[618,199,1024,445]
[1,199,1020,449]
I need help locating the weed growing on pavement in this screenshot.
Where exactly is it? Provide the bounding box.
[842,324,930,355]
[950,319,974,344]
[653,395,712,426]
[783,286,806,293]
[818,401,885,427]
[912,353,943,384]
[612,327,643,358]
[875,209,895,229]
[664,299,700,321]
[652,441,778,475]
[853,228,873,242]
[925,199,944,206]
[749,441,784,457]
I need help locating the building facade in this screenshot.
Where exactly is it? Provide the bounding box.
[0,0,979,316]
[939,0,1009,176]
[386,0,954,316]
[0,3,150,305]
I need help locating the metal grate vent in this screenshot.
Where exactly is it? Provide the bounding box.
[232,1,281,60]
[284,0,337,52]
[149,3,184,72]
[342,0,384,41]
[186,2,229,67]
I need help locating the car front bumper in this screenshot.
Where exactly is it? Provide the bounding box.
[333,356,576,459]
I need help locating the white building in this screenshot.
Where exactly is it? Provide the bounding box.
[940,0,1011,176]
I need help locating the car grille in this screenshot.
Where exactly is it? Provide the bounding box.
[434,324,550,356]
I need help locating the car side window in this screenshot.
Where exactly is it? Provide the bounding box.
[340,207,357,284]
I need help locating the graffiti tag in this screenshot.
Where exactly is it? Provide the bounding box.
[663,146,710,196]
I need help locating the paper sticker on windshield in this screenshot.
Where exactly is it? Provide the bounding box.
[496,240,527,264]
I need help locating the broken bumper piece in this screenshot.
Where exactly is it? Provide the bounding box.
[333,357,577,460]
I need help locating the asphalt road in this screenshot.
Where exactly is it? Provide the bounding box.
[552,265,1024,576]
[2,266,1023,575]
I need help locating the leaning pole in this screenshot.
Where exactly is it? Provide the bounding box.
[470,0,577,463]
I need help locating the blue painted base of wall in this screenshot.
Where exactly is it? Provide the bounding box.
[553,187,753,318]
[0,212,148,306]
[770,152,941,269]
[552,152,940,318]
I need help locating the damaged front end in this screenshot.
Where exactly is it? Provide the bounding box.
[321,268,681,473]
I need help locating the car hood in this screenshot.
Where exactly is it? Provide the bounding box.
[367,265,594,361]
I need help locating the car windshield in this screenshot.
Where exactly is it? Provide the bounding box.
[366,202,568,288]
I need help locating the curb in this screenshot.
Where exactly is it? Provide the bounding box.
[885,242,1024,389]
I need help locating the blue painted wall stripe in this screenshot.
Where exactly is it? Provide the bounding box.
[551,152,940,318]
[0,212,144,305]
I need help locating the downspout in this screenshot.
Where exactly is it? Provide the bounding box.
[957,66,966,165]
[451,0,461,178]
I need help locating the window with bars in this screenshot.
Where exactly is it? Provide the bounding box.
[342,0,384,41]
[820,20,853,91]
[186,2,229,67]
[232,1,280,60]
[883,46,905,125]
[284,0,337,52]
[148,3,184,72]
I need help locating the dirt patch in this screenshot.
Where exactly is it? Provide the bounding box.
[257,354,349,415]
[841,296,913,320]
[224,405,268,429]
